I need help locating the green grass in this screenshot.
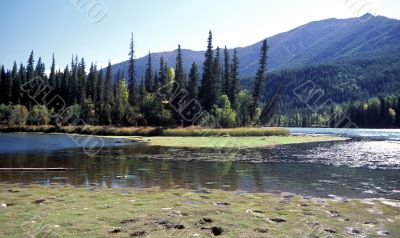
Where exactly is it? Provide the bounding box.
[0,125,289,137]
[145,135,346,148]
[0,185,399,237]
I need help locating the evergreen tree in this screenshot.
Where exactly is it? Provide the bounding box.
[96,70,105,117]
[199,31,215,111]
[78,58,86,103]
[49,54,56,89]
[188,62,199,100]
[213,46,222,99]
[128,33,137,106]
[229,48,240,107]
[223,46,231,96]
[144,52,153,92]
[104,62,114,106]
[35,57,45,79]
[250,39,268,122]
[174,45,185,87]
[0,65,3,104]
[12,64,23,104]
[26,51,35,80]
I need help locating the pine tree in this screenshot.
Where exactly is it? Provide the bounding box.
[104,62,114,106]
[128,33,137,106]
[26,51,35,80]
[35,57,45,79]
[199,31,215,111]
[213,46,222,101]
[144,52,153,93]
[188,62,199,100]
[0,65,3,104]
[61,65,70,105]
[96,70,105,113]
[14,64,25,104]
[174,45,185,87]
[4,62,17,104]
[49,54,56,89]
[250,39,268,122]
[223,46,231,96]
[78,58,86,103]
[229,49,240,108]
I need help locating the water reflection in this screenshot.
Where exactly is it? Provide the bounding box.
[1,142,399,199]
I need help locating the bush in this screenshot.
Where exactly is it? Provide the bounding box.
[28,105,50,125]
[8,105,29,126]
[211,95,237,128]
[0,104,12,123]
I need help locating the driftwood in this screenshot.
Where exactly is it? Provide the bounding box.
[0,168,74,171]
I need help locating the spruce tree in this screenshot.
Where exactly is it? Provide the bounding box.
[229,48,240,107]
[26,51,35,80]
[144,52,153,93]
[49,54,56,89]
[128,33,137,106]
[188,62,199,100]
[0,65,3,104]
[104,62,114,106]
[78,58,86,103]
[212,46,222,101]
[174,45,185,87]
[199,31,214,111]
[35,57,45,79]
[223,46,231,96]
[250,39,268,122]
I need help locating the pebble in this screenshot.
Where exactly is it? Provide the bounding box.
[1,203,7,208]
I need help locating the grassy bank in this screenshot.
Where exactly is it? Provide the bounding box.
[144,136,346,148]
[0,185,398,237]
[0,125,289,137]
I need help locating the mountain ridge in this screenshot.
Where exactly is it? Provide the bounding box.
[106,14,400,79]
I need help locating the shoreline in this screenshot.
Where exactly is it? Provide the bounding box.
[0,184,398,237]
[0,128,348,149]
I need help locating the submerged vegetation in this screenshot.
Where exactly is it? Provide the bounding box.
[0,185,398,237]
[144,135,345,148]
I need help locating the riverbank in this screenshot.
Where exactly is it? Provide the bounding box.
[0,125,289,137]
[0,185,398,237]
[0,125,347,149]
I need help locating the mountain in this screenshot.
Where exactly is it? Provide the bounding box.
[107,14,400,79]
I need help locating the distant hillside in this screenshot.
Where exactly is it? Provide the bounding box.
[107,14,400,80]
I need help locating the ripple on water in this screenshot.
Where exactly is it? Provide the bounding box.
[299,141,400,170]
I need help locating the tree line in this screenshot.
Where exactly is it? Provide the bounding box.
[0,32,279,128]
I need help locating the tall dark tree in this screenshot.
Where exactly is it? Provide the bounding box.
[26,50,35,80]
[213,46,222,99]
[229,48,240,107]
[104,62,114,106]
[250,39,268,121]
[49,54,56,89]
[96,70,105,112]
[128,33,137,106]
[78,58,86,103]
[174,45,185,87]
[199,31,215,111]
[188,62,199,100]
[144,52,153,92]
[35,57,45,79]
[0,65,3,104]
[223,46,231,96]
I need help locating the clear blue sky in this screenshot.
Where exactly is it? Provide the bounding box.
[1,0,399,71]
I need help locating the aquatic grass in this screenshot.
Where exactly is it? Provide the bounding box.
[0,185,398,237]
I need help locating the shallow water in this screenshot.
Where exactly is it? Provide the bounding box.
[0,130,399,199]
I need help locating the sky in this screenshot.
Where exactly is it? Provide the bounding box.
[0,0,399,71]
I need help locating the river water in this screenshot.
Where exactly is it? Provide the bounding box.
[0,129,399,199]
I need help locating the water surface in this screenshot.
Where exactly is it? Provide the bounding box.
[0,130,399,199]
